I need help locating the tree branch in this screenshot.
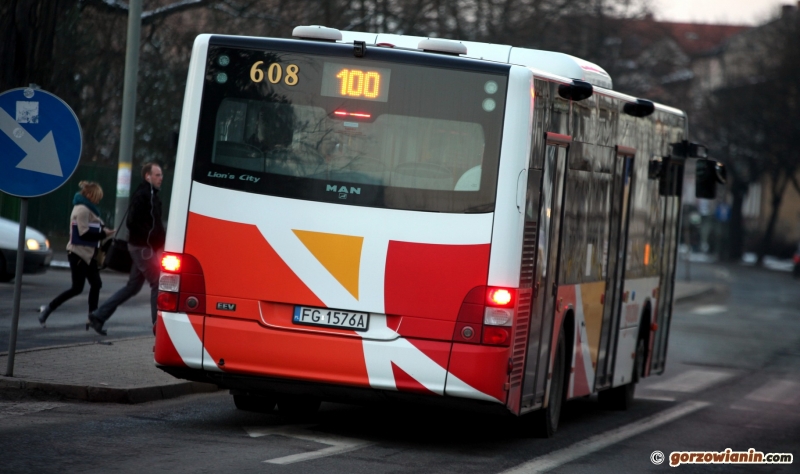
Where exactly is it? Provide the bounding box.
[82,0,212,25]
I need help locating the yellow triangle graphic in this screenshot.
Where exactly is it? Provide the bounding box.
[292,230,363,299]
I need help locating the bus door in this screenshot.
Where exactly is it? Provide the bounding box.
[594,146,635,390]
[520,133,569,411]
[651,159,684,373]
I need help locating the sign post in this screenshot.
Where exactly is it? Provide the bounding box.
[0,86,82,376]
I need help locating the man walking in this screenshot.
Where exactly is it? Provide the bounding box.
[88,162,165,335]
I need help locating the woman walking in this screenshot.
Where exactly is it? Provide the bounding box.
[38,181,114,327]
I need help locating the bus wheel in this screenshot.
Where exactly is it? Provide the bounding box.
[599,337,645,410]
[233,393,276,413]
[277,395,321,420]
[532,328,567,438]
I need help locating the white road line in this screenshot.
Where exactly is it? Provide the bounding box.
[500,400,710,474]
[634,394,676,402]
[690,305,727,315]
[264,443,369,464]
[646,369,735,393]
[244,425,372,465]
[745,380,800,405]
[729,404,800,418]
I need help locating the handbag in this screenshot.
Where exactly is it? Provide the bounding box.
[101,206,132,273]
[104,237,132,272]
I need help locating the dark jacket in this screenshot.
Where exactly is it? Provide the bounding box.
[126,182,166,249]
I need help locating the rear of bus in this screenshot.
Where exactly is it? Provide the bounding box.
[155,33,533,412]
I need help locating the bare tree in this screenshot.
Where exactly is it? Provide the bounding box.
[697,9,800,262]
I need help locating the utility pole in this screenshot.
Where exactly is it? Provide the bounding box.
[114,0,142,235]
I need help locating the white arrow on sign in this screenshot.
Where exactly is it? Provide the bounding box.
[0,106,63,177]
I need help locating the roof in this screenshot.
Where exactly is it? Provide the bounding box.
[622,18,750,57]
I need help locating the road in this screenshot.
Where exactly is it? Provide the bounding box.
[1,262,798,473]
[0,267,154,351]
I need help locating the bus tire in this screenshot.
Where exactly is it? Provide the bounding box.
[277,395,321,420]
[233,393,276,413]
[599,337,645,410]
[532,328,567,438]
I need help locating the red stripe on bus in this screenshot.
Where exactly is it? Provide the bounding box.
[154,312,187,367]
[184,213,324,307]
[384,241,490,323]
[391,362,437,395]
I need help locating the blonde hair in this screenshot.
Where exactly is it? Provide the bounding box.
[79,181,104,204]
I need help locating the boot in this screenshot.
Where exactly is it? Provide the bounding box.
[38,304,53,328]
[87,314,107,336]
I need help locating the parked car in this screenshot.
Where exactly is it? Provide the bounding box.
[0,216,53,282]
[794,243,800,279]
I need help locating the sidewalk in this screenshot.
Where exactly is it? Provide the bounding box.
[0,281,720,404]
[0,337,216,403]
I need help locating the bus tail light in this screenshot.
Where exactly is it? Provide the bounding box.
[161,254,182,272]
[482,326,510,346]
[454,286,515,347]
[157,253,206,314]
[157,291,178,312]
[487,287,515,307]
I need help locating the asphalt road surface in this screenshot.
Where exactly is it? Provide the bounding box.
[0,266,154,351]
[1,262,798,473]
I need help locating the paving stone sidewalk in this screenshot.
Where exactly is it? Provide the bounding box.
[0,281,718,404]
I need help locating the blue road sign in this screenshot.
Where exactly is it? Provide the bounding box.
[0,87,82,198]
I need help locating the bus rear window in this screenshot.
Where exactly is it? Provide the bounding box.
[192,43,508,213]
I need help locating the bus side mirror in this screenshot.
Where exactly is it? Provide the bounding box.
[695,159,726,199]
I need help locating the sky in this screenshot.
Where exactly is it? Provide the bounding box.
[652,0,789,25]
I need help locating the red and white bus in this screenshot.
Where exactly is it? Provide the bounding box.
[154,26,717,436]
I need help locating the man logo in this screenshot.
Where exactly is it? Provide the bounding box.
[326,184,361,196]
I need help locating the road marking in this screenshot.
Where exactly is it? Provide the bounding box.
[0,402,64,419]
[690,305,727,315]
[729,404,800,418]
[500,400,710,474]
[745,380,800,405]
[244,425,372,464]
[634,394,676,402]
[646,369,735,393]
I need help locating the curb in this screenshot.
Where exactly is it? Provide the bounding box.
[673,284,724,304]
[0,336,150,357]
[0,376,218,403]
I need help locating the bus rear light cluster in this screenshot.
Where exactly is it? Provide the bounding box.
[156,252,206,314]
[453,286,516,347]
[157,291,178,312]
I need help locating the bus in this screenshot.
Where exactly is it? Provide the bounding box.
[154,26,720,436]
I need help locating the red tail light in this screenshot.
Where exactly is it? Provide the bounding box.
[157,253,206,314]
[157,291,178,312]
[482,326,510,346]
[453,286,515,347]
[161,254,182,272]
[487,287,515,307]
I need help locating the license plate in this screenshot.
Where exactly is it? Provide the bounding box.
[292,306,369,331]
